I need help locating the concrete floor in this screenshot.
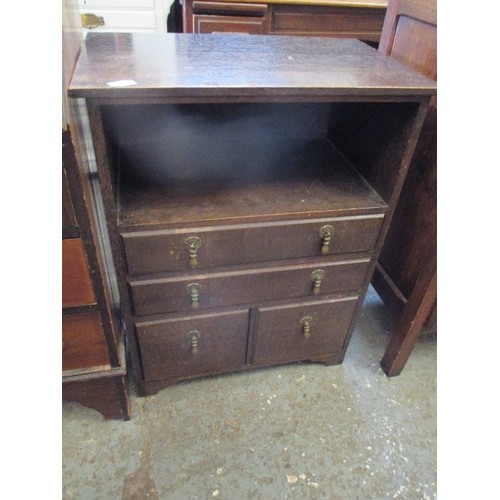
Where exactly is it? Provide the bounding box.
[62,286,437,499]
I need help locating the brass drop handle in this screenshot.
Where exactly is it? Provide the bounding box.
[186,283,201,309]
[187,330,201,356]
[319,225,334,255]
[184,236,202,269]
[81,13,105,29]
[311,269,325,295]
[300,316,313,339]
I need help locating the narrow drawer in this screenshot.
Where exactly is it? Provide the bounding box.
[194,15,269,34]
[121,215,383,275]
[192,2,267,17]
[252,296,358,366]
[62,238,96,307]
[135,310,249,381]
[62,311,110,371]
[129,257,370,316]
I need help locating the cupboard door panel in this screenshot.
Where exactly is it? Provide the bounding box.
[136,310,249,380]
[252,296,358,365]
[62,238,96,307]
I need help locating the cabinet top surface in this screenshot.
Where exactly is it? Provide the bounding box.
[68,33,436,100]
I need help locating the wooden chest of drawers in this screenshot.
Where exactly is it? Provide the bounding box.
[182,0,387,42]
[68,33,435,395]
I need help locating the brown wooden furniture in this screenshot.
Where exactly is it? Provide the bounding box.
[371,0,437,376]
[183,0,387,42]
[68,33,435,396]
[62,1,130,419]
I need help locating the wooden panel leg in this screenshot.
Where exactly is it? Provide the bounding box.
[380,256,436,377]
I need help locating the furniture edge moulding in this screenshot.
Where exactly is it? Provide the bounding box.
[83,101,146,392]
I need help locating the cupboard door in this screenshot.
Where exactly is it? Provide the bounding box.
[252,296,358,365]
[128,258,370,316]
[135,310,249,381]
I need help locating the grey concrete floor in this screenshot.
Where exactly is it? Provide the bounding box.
[62,286,437,500]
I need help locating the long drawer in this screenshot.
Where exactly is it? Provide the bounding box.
[128,257,370,316]
[121,215,383,275]
[135,309,249,381]
[251,295,358,366]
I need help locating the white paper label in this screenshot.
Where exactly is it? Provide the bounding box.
[107,80,138,87]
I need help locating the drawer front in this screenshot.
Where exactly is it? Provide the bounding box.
[192,1,268,17]
[62,311,110,371]
[252,296,358,366]
[271,5,386,41]
[121,215,383,275]
[193,15,269,34]
[62,238,96,307]
[135,310,249,381]
[129,258,370,316]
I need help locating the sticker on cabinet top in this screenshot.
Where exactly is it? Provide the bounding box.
[107,80,138,87]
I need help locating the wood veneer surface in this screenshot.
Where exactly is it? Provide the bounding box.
[69,33,436,100]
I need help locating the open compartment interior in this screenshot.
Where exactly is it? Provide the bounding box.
[99,101,418,228]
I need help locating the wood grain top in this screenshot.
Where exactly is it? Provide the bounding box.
[68,33,436,100]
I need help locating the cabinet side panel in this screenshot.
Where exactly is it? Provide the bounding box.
[62,311,111,371]
[328,102,422,206]
[62,239,96,307]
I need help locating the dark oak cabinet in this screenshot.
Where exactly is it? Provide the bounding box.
[68,33,435,395]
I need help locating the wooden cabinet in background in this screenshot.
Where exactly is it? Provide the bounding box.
[183,0,387,42]
[68,33,435,396]
[371,0,437,376]
[62,130,130,420]
[62,0,130,419]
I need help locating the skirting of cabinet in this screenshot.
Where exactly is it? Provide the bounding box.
[63,368,130,420]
